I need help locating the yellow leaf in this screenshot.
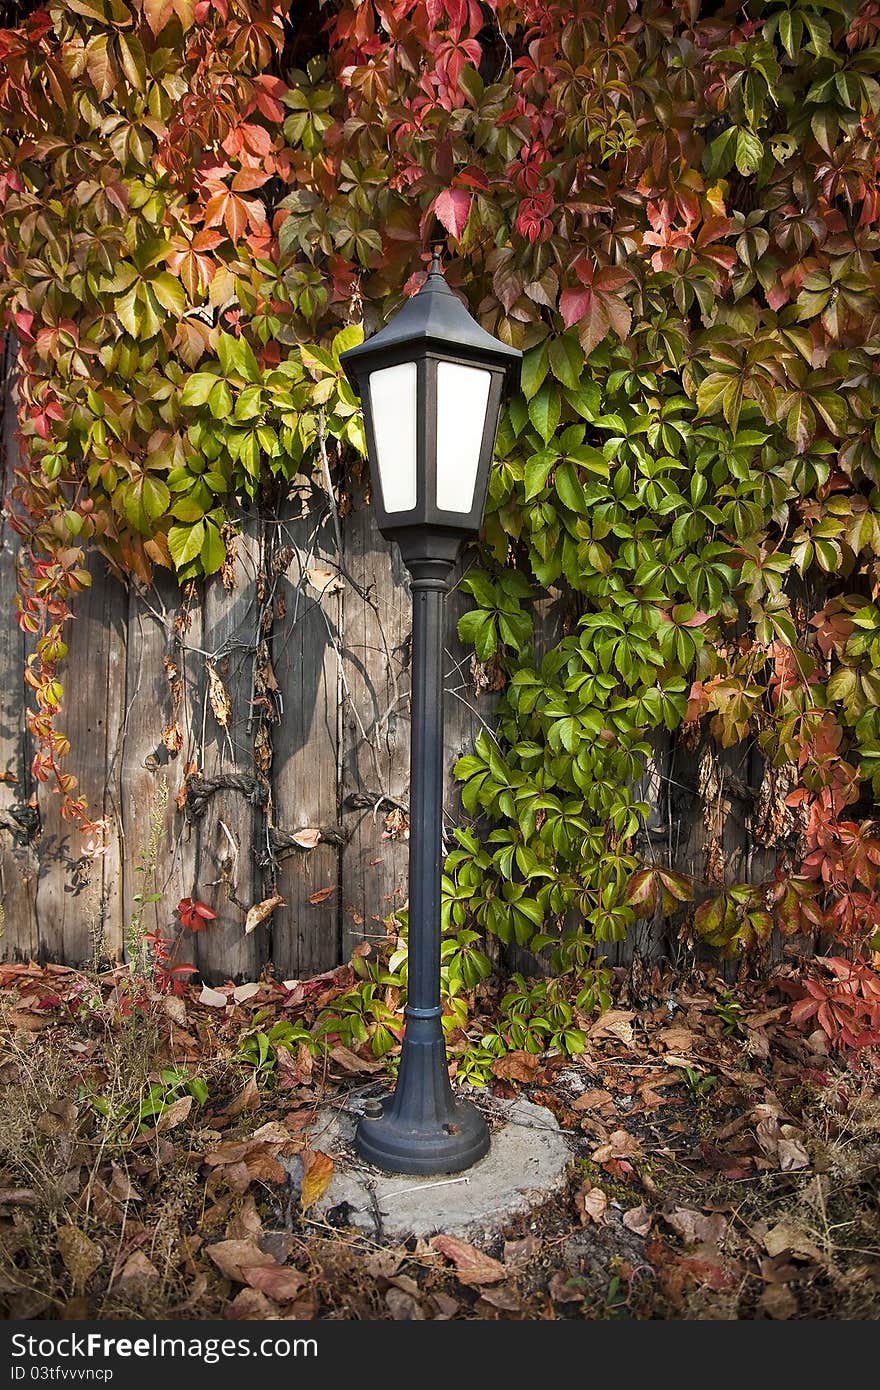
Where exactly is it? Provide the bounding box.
[300,1150,333,1210]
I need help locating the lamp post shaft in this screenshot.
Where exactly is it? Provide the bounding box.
[407,564,448,1016]
[353,556,490,1175]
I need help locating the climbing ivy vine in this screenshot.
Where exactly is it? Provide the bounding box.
[2,0,880,1050]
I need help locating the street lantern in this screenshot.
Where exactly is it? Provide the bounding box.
[340,254,521,1175]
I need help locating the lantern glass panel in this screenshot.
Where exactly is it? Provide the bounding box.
[435,361,491,514]
[369,361,418,513]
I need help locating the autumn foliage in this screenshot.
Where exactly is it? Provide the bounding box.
[2,1,880,1049]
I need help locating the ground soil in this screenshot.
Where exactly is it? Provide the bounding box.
[1,958,877,1320]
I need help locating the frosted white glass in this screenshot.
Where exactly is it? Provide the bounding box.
[369,361,418,513]
[435,362,491,513]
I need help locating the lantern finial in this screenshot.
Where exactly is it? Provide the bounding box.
[429,244,444,277]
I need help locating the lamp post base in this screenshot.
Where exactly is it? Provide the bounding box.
[354,1012,490,1175]
[355,1094,490,1176]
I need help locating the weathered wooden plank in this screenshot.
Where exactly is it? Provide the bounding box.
[268,496,342,978]
[0,335,39,961]
[33,546,127,966]
[119,575,202,971]
[192,513,266,983]
[340,487,411,956]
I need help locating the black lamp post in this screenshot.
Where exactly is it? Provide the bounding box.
[340,254,521,1174]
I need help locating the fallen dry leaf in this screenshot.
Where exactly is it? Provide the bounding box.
[232,982,260,1004]
[548,1271,584,1304]
[207,1239,275,1284]
[664,1207,726,1247]
[156,1094,193,1133]
[199,985,228,1008]
[575,1185,608,1225]
[622,1203,653,1236]
[223,1074,261,1119]
[479,1283,523,1311]
[777,1128,810,1171]
[762,1221,823,1262]
[224,1288,277,1319]
[329,1044,383,1074]
[243,1265,307,1302]
[592,1129,641,1163]
[589,1009,634,1045]
[57,1226,102,1292]
[491,1050,540,1082]
[657,1025,697,1052]
[759,1283,798,1319]
[244,893,285,935]
[571,1087,613,1113]
[430,1235,506,1287]
[300,1150,334,1210]
[115,1251,159,1289]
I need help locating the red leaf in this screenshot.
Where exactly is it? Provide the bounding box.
[559,287,591,328]
[433,188,472,240]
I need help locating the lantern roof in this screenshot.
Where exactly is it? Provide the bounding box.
[340,254,522,390]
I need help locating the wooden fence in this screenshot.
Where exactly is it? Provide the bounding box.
[0,339,785,984]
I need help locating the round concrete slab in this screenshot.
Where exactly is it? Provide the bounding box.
[302,1094,572,1242]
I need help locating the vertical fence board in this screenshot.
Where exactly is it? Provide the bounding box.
[340,491,411,956]
[120,577,202,966]
[193,515,266,982]
[0,337,39,960]
[270,498,341,978]
[32,547,127,965]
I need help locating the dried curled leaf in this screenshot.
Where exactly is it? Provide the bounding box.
[429,1235,506,1287]
[206,660,231,729]
[244,892,285,934]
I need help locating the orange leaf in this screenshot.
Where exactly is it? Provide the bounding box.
[300,1150,333,1210]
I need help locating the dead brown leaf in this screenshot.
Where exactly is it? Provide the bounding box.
[759,1284,798,1319]
[571,1087,613,1113]
[308,885,336,905]
[479,1283,523,1312]
[224,1075,261,1119]
[591,1129,641,1163]
[329,1044,383,1074]
[430,1235,506,1287]
[657,1025,697,1053]
[664,1207,726,1247]
[37,1100,77,1137]
[244,893,285,935]
[206,661,231,728]
[114,1251,159,1289]
[622,1203,653,1236]
[57,1226,102,1291]
[762,1221,823,1262]
[575,1185,608,1225]
[224,1288,277,1319]
[491,1050,540,1083]
[207,1239,274,1284]
[589,1009,634,1045]
[155,1094,193,1133]
[243,1265,307,1302]
[548,1271,584,1303]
